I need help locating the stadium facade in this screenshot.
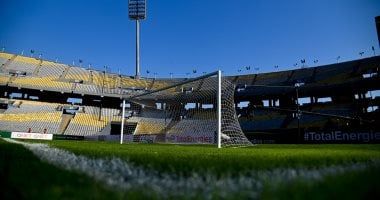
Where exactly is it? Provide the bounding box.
[0,52,379,144]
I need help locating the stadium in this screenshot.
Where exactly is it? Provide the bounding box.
[1,1,380,199]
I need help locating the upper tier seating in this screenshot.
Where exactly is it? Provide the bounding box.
[65,67,90,81]
[0,53,14,65]
[38,61,67,77]
[4,100,59,114]
[6,56,40,74]
[9,76,73,91]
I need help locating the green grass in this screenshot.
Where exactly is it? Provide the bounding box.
[0,139,124,200]
[46,141,380,176]
[262,166,380,200]
[3,139,380,199]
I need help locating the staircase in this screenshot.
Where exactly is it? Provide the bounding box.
[58,114,74,134]
[59,66,70,80]
[32,60,43,76]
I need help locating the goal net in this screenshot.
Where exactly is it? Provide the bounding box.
[121,71,252,148]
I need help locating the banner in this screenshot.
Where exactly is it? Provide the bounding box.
[11,132,53,140]
[304,131,380,143]
[165,132,215,144]
[53,135,84,140]
[247,129,380,144]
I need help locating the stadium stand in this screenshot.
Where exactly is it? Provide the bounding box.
[0,52,379,143]
[9,76,73,91]
[0,111,61,134]
[64,106,121,136]
[0,74,11,86]
[166,119,216,135]
[0,52,14,65]
[5,55,41,75]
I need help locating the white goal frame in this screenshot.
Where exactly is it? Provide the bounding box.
[120,70,223,148]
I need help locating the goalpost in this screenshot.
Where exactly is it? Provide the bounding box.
[120,70,251,148]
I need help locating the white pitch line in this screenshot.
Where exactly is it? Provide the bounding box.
[4,138,379,199]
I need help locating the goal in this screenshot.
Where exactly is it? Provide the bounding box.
[120,71,252,148]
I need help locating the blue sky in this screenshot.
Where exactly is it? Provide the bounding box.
[1,0,379,78]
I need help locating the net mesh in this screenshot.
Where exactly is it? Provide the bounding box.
[123,72,252,147]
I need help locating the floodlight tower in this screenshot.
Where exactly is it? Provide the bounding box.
[129,0,146,79]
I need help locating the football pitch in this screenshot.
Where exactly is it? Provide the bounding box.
[1,139,380,199]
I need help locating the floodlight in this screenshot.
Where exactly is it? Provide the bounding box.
[128,0,147,79]
[129,0,146,20]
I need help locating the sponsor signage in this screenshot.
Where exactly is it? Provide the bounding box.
[247,129,380,144]
[304,131,380,143]
[165,133,215,144]
[122,133,215,144]
[53,135,84,140]
[11,132,53,140]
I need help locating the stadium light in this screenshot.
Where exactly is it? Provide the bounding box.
[372,46,376,56]
[336,56,341,63]
[300,59,306,68]
[129,0,147,79]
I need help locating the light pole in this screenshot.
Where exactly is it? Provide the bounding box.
[129,0,146,79]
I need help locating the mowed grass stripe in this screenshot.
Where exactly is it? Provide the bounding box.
[46,141,380,175]
[0,139,126,200]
